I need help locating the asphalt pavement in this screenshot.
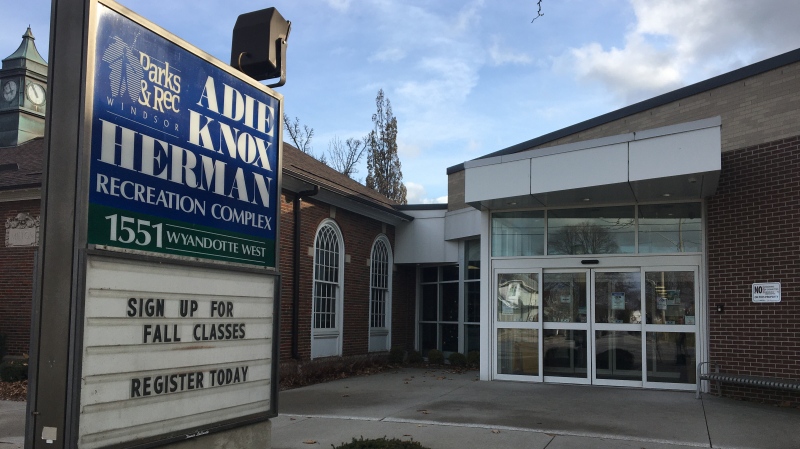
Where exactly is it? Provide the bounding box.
[2,367,799,448]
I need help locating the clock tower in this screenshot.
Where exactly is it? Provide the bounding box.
[0,27,48,147]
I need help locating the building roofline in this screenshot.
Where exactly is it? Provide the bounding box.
[446,46,800,175]
[394,203,448,211]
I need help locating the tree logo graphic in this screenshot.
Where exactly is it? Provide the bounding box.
[102,35,144,103]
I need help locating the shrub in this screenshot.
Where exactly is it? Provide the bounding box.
[333,437,429,449]
[407,350,423,364]
[388,346,405,364]
[0,358,28,382]
[447,352,467,367]
[426,349,444,365]
[279,355,392,390]
[466,351,480,368]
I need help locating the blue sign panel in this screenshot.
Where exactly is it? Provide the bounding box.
[88,5,281,267]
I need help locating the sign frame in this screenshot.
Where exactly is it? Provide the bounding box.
[81,0,283,269]
[28,1,283,448]
[70,250,282,449]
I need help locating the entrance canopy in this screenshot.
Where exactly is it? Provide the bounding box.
[464,117,721,210]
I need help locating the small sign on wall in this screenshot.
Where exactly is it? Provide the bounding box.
[752,282,781,303]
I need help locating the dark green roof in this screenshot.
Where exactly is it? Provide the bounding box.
[2,27,47,74]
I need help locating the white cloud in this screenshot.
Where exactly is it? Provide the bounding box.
[404,182,427,204]
[370,47,406,62]
[453,0,485,33]
[489,36,532,66]
[324,0,352,12]
[404,182,448,205]
[561,0,800,104]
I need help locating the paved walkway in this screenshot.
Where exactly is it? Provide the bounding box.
[2,368,798,448]
[273,368,800,449]
[0,399,24,449]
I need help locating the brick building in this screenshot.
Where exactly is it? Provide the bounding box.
[2,28,799,407]
[395,47,800,405]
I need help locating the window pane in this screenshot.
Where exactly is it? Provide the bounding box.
[466,240,481,280]
[497,328,539,375]
[492,211,545,257]
[313,282,336,329]
[465,324,480,354]
[548,206,635,255]
[497,273,539,322]
[420,323,437,356]
[440,283,459,322]
[594,271,641,324]
[595,330,642,381]
[639,203,702,253]
[647,332,696,383]
[465,281,480,323]
[421,267,438,283]
[441,265,459,282]
[544,330,587,378]
[645,271,696,325]
[543,272,587,323]
[441,324,458,352]
[421,284,438,321]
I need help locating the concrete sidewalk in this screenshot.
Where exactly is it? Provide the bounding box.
[2,368,798,448]
[273,368,800,449]
[0,399,24,449]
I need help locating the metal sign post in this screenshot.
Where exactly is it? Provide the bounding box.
[28,1,283,448]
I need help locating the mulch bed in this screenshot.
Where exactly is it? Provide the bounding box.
[0,380,27,401]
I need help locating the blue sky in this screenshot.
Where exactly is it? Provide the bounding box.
[4,0,800,203]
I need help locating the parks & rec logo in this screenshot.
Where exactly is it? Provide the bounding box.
[102,34,182,115]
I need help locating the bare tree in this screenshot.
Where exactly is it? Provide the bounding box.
[549,222,619,255]
[283,113,314,155]
[326,135,368,179]
[532,0,544,22]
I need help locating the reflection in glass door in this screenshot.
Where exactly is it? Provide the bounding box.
[542,271,589,383]
[495,271,541,381]
[592,270,643,386]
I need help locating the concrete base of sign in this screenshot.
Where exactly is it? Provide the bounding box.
[165,421,271,449]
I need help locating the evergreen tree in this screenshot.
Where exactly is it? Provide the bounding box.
[366,89,407,204]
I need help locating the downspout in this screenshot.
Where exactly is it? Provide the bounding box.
[292,185,319,360]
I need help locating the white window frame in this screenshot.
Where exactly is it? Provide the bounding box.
[311,219,345,359]
[368,234,393,352]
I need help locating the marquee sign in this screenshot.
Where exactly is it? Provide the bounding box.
[78,255,278,448]
[87,2,281,267]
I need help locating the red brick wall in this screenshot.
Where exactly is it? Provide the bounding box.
[0,199,39,357]
[707,135,800,405]
[278,192,415,361]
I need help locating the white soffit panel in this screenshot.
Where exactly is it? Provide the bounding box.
[530,143,628,194]
[465,159,530,203]
[629,126,721,181]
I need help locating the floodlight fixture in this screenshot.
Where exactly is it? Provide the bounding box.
[230,7,291,87]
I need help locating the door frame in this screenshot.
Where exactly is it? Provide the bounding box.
[490,255,703,390]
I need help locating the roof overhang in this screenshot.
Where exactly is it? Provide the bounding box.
[282,172,413,226]
[465,117,721,210]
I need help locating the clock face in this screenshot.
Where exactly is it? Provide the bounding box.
[2,80,17,103]
[26,82,46,106]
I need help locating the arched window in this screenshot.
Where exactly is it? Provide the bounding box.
[311,220,344,358]
[369,235,393,352]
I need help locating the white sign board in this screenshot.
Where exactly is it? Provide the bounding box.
[79,255,276,448]
[752,282,781,303]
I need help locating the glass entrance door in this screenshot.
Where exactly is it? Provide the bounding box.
[542,270,589,384]
[494,264,699,390]
[591,269,643,386]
